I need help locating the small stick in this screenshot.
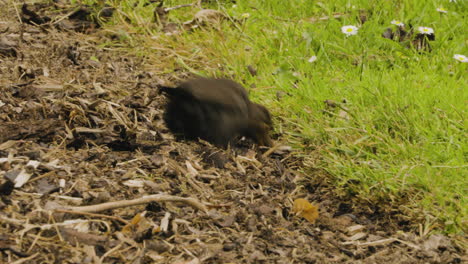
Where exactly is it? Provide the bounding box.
[54,209,129,225]
[11,0,23,24]
[28,171,55,183]
[342,237,397,246]
[11,252,40,264]
[100,242,123,263]
[342,237,421,250]
[307,13,346,23]
[0,215,26,226]
[164,4,194,12]
[205,202,232,209]
[62,194,208,213]
[262,143,282,158]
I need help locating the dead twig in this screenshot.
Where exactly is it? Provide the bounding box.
[28,171,55,183]
[342,237,397,246]
[62,194,208,213]
[54,209,129,225]
[306,13,346,23]
[262,143,282,158]
[164,4,194,12]
[99,242,123,263]
[0,215,26,226]
[10,252,40,264]
[342,237,421,250]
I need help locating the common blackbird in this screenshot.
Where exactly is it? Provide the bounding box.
[382,24,435,52]
[160,78,273,148]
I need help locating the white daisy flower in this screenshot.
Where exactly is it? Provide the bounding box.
[241,13,250,18]
[391,20,404,26]
[418,26,434,35]
[308,55,317,63]
[453,54,468,63]
[341,25,358,36]
[436,7,448,13]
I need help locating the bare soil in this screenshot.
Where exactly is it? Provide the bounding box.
[0,2,465,264]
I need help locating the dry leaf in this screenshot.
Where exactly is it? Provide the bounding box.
[122,211,146,233]
[347,224,365,235]
[423,234,451,251]
[160,212,171,232]
[123,179,145,188]
[292,198,319,223]
[193,9,226,25]
[12,169,33,188]
[346,232,367,241]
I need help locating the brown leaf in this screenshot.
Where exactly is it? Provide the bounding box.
[247,65,257,76]
[35,179,58,194]
[218,214,236,227]
[59,227,109,246]
[423,234,451,251]
[292,198,319,223]
[193,9,226,25]
[0,37,18,57]
[122,211,146,233]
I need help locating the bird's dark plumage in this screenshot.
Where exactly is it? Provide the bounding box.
[382,24,435,52]
[161,78,273,148]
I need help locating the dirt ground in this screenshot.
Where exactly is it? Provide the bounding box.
[0,2,465,264]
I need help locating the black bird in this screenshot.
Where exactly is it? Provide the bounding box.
[382,24,435,52]
[160,78,273,148]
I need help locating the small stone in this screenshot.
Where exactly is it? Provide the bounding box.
[223,242,236,251]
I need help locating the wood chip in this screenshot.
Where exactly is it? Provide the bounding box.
[347,224,365,235]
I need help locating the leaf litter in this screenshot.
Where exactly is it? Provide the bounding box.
[0,2,466,264]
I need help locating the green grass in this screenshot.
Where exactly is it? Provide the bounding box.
[77,0,466,233]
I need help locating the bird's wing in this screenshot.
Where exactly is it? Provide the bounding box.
[177,79,249,112]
